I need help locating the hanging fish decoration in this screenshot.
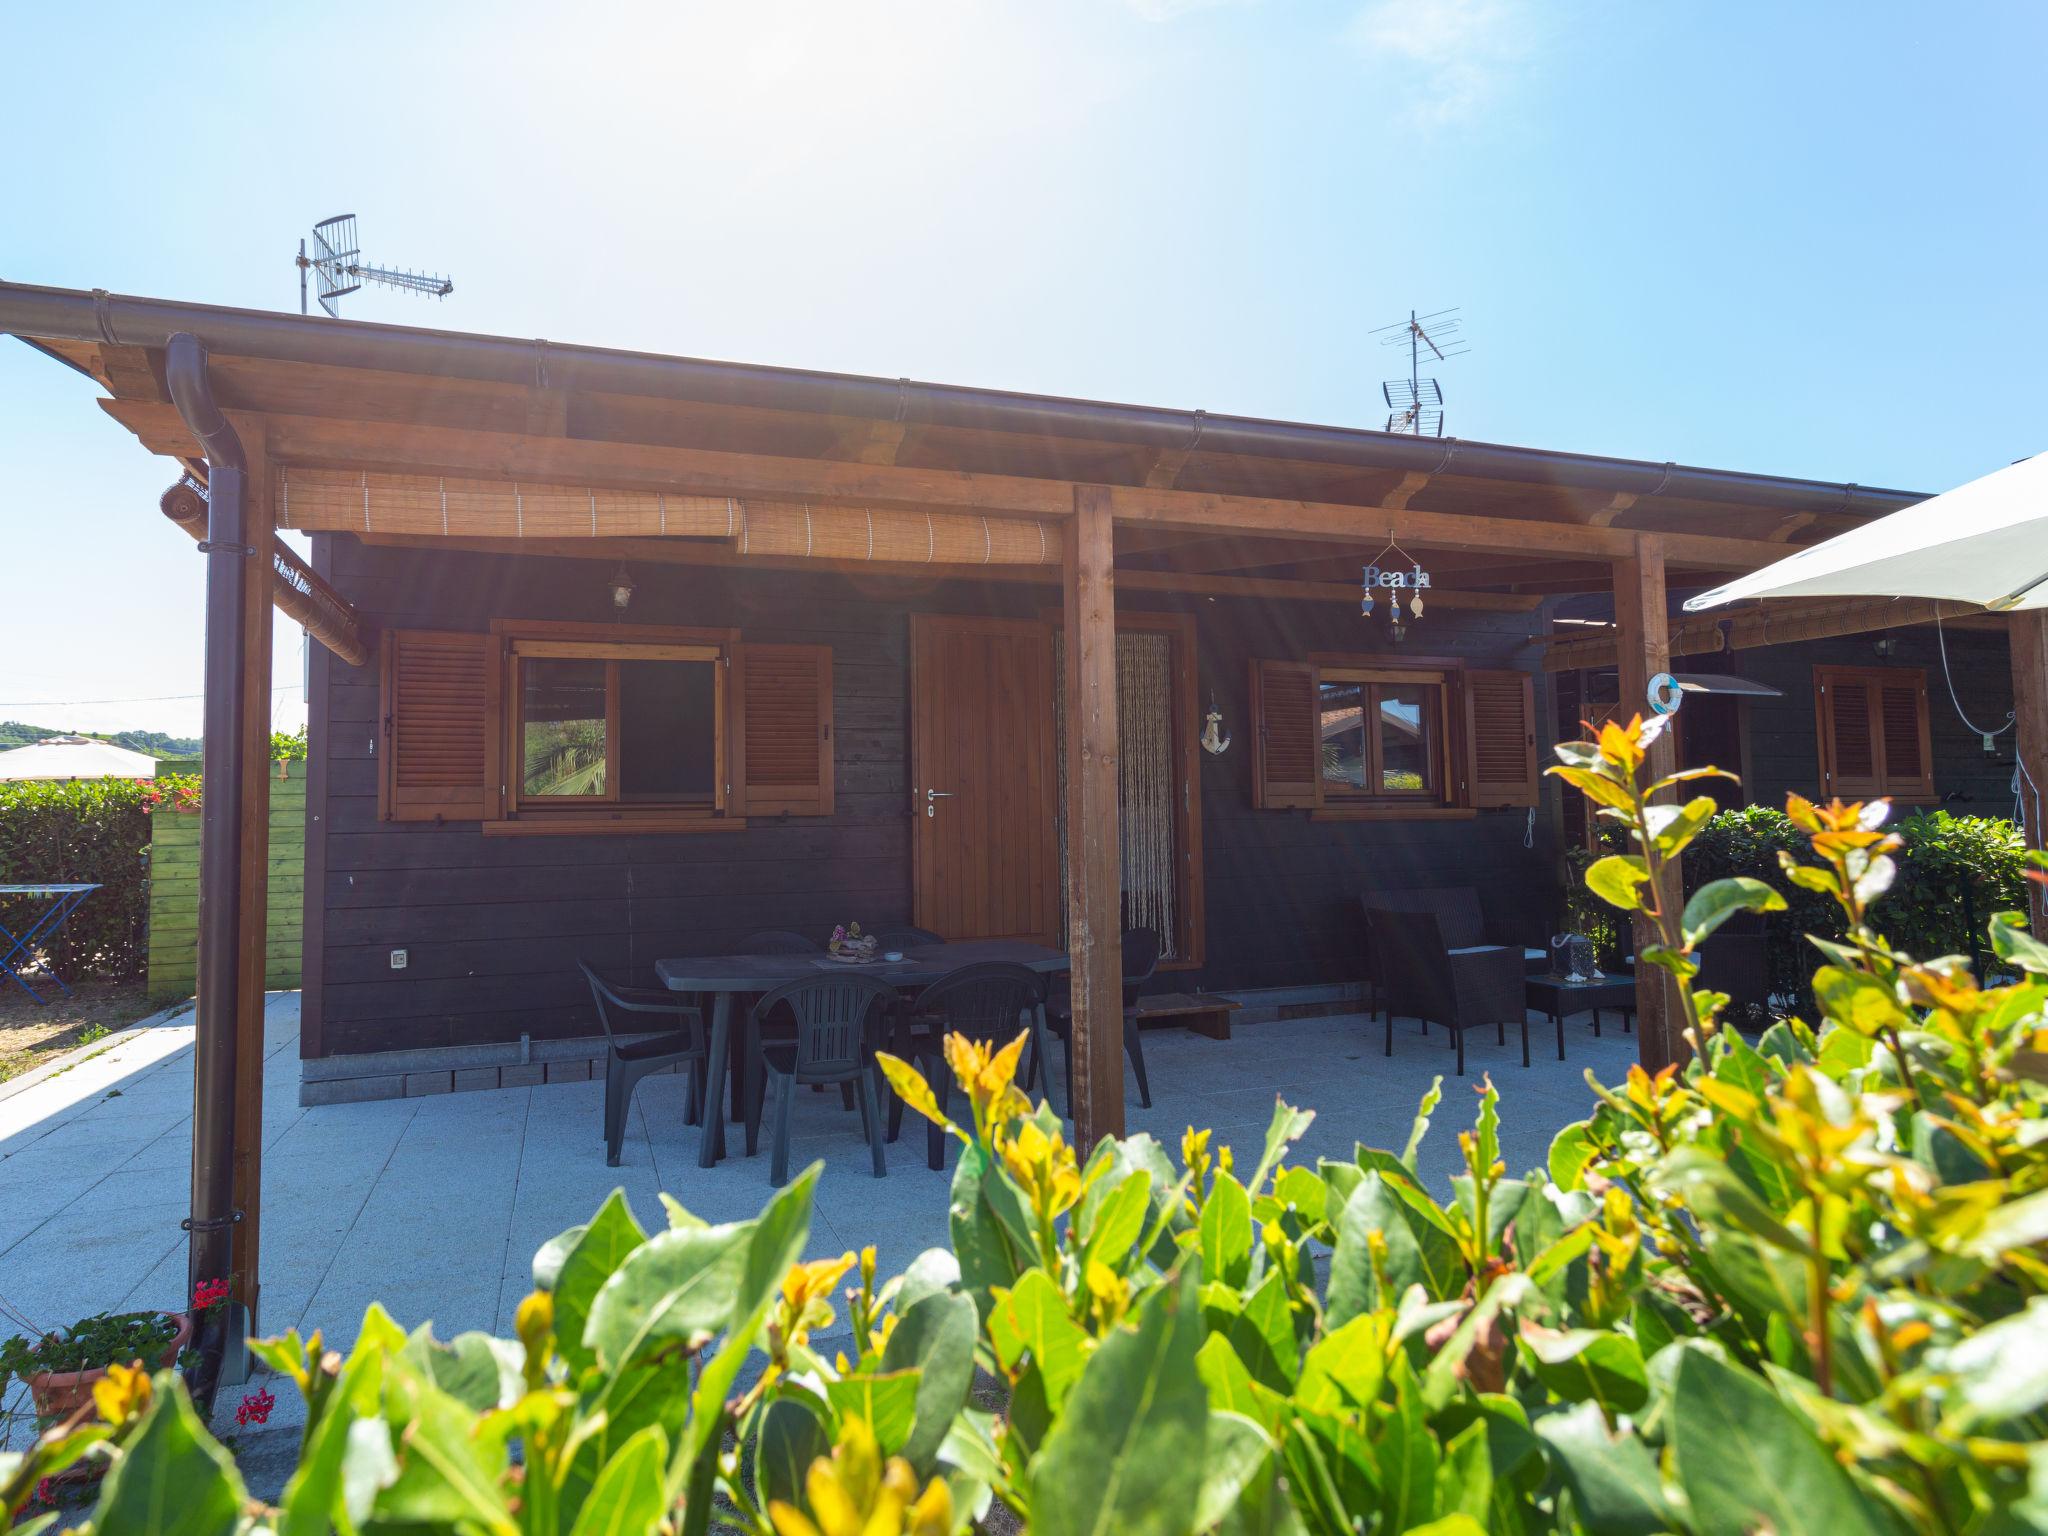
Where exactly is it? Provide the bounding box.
[1361,541,1432,636]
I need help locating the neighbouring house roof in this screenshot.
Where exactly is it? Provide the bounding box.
[0,737,157,781]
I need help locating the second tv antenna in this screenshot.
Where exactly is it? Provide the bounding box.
[295,214,454,318]
[1371,307,1470,436]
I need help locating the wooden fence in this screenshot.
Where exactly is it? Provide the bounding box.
[146,760,306,1004]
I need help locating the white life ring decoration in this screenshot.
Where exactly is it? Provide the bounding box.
[1648,672,1684,716]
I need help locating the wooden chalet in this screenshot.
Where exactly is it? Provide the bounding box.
[4,281,2038,1332]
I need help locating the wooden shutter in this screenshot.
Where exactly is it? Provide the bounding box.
[1878,673,1935,801]
[1251,659,1319,809]
[1816,669,1881,798]
[1817,665,1936,802]
[1464,669,1540,808]
[380,629,496,822]
[731,643,834,816]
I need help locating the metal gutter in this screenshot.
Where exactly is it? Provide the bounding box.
[0,280,1925,518]
[164,333,250,1411]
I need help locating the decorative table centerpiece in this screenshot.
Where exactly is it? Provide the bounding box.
[828,922,879,963]
[1549,931,1599,982]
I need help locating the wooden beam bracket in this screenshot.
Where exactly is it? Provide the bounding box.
[160,474,371,666]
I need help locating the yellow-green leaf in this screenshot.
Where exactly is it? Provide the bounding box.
[1584,855,1651,912]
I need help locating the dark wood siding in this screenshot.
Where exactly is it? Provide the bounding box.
[1192,597,1556,992]
[305,536,1561,1056]
[1735,626,2015,814]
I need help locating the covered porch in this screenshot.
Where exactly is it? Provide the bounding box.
[10,278,2033,1386]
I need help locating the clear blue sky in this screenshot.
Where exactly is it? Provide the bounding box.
[3,0,2043,737]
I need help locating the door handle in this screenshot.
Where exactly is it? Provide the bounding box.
[925,789,954,818]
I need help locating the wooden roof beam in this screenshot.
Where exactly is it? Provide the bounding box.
[159,477,371,666]
[358,531,1542,611]
[1380,470,1431,510]
[1144,442,1194,489]
[97,400,1818,568]
[1544,596,1997,671]
[842,417,913,465]
[1585,492,1638,527]
[1098,484,1809,571]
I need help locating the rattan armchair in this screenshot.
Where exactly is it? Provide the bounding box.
[1697,911,1773,1029]
[1363,905,1527,1075]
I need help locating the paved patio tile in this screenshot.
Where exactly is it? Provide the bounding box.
[0,989,1635,1452]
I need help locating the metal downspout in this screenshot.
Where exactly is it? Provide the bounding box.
[165,332,248,1409]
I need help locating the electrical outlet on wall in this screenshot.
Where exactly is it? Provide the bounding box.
[390,949,409,970]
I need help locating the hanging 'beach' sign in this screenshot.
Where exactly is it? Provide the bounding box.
[1360,540,1431,636]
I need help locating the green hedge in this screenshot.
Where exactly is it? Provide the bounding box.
[0,778,155,983]
[1564,805,2029,1010]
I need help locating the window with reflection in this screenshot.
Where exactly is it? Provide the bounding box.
[522,658,609,797]
[1318,669,1445,803]
[512,641,723,816]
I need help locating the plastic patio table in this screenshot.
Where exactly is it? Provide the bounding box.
[655,940,1070,1167]
[0,883,101,1004]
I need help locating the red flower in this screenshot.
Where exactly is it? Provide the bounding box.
[192,1277,230,1311]
[32,1478,54,1507]
[235,1387,275,1427]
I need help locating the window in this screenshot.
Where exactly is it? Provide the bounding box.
[1318,669,1444,801]
[1815,664,1934,802]
[1251,656,1538,816]
[378,622,835,832]
[514,644,721,810]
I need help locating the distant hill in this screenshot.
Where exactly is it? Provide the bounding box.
[0,721,202,757]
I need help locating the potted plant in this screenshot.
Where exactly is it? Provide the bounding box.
[0,1280,216,1423]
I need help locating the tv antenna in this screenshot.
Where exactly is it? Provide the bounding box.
[295,214,454,318]
[1370,307,1469,436]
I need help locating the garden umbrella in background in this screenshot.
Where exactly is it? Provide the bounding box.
[1685,452,2048,614]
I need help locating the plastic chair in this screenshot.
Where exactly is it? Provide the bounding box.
[743,973,896,1186]
[1042,927,1159,1110]
[894,962,1056,1167]
[578,960,709,1167]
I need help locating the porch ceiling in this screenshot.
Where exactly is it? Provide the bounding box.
[5,281,1932,597]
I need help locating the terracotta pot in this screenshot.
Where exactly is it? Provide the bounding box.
[25,1311,193,1423]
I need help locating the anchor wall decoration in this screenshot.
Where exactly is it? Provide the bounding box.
[1200,694,1233,755]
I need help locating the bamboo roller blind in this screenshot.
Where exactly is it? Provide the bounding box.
[277,466,1063,566]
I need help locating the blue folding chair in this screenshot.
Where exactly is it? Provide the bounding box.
[0,884,101,1003]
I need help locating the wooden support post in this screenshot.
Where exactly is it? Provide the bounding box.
[230,443,273,1325]
[1612,535,1687,1073]
[1063,486,1124,1150]
[2012,612,2048,935]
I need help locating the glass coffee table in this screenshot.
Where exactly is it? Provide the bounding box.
[1523,972,1636,1062]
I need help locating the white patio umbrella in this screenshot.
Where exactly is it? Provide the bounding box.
[1685,452,2048,613]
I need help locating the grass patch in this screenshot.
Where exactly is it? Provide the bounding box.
[0,980,156,1082]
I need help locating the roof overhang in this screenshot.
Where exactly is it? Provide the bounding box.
[0,280,1932,601]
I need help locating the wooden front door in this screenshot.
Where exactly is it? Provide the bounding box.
[911,615,1061,943]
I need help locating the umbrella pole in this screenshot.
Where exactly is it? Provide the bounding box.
[2012,613,2048,937]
